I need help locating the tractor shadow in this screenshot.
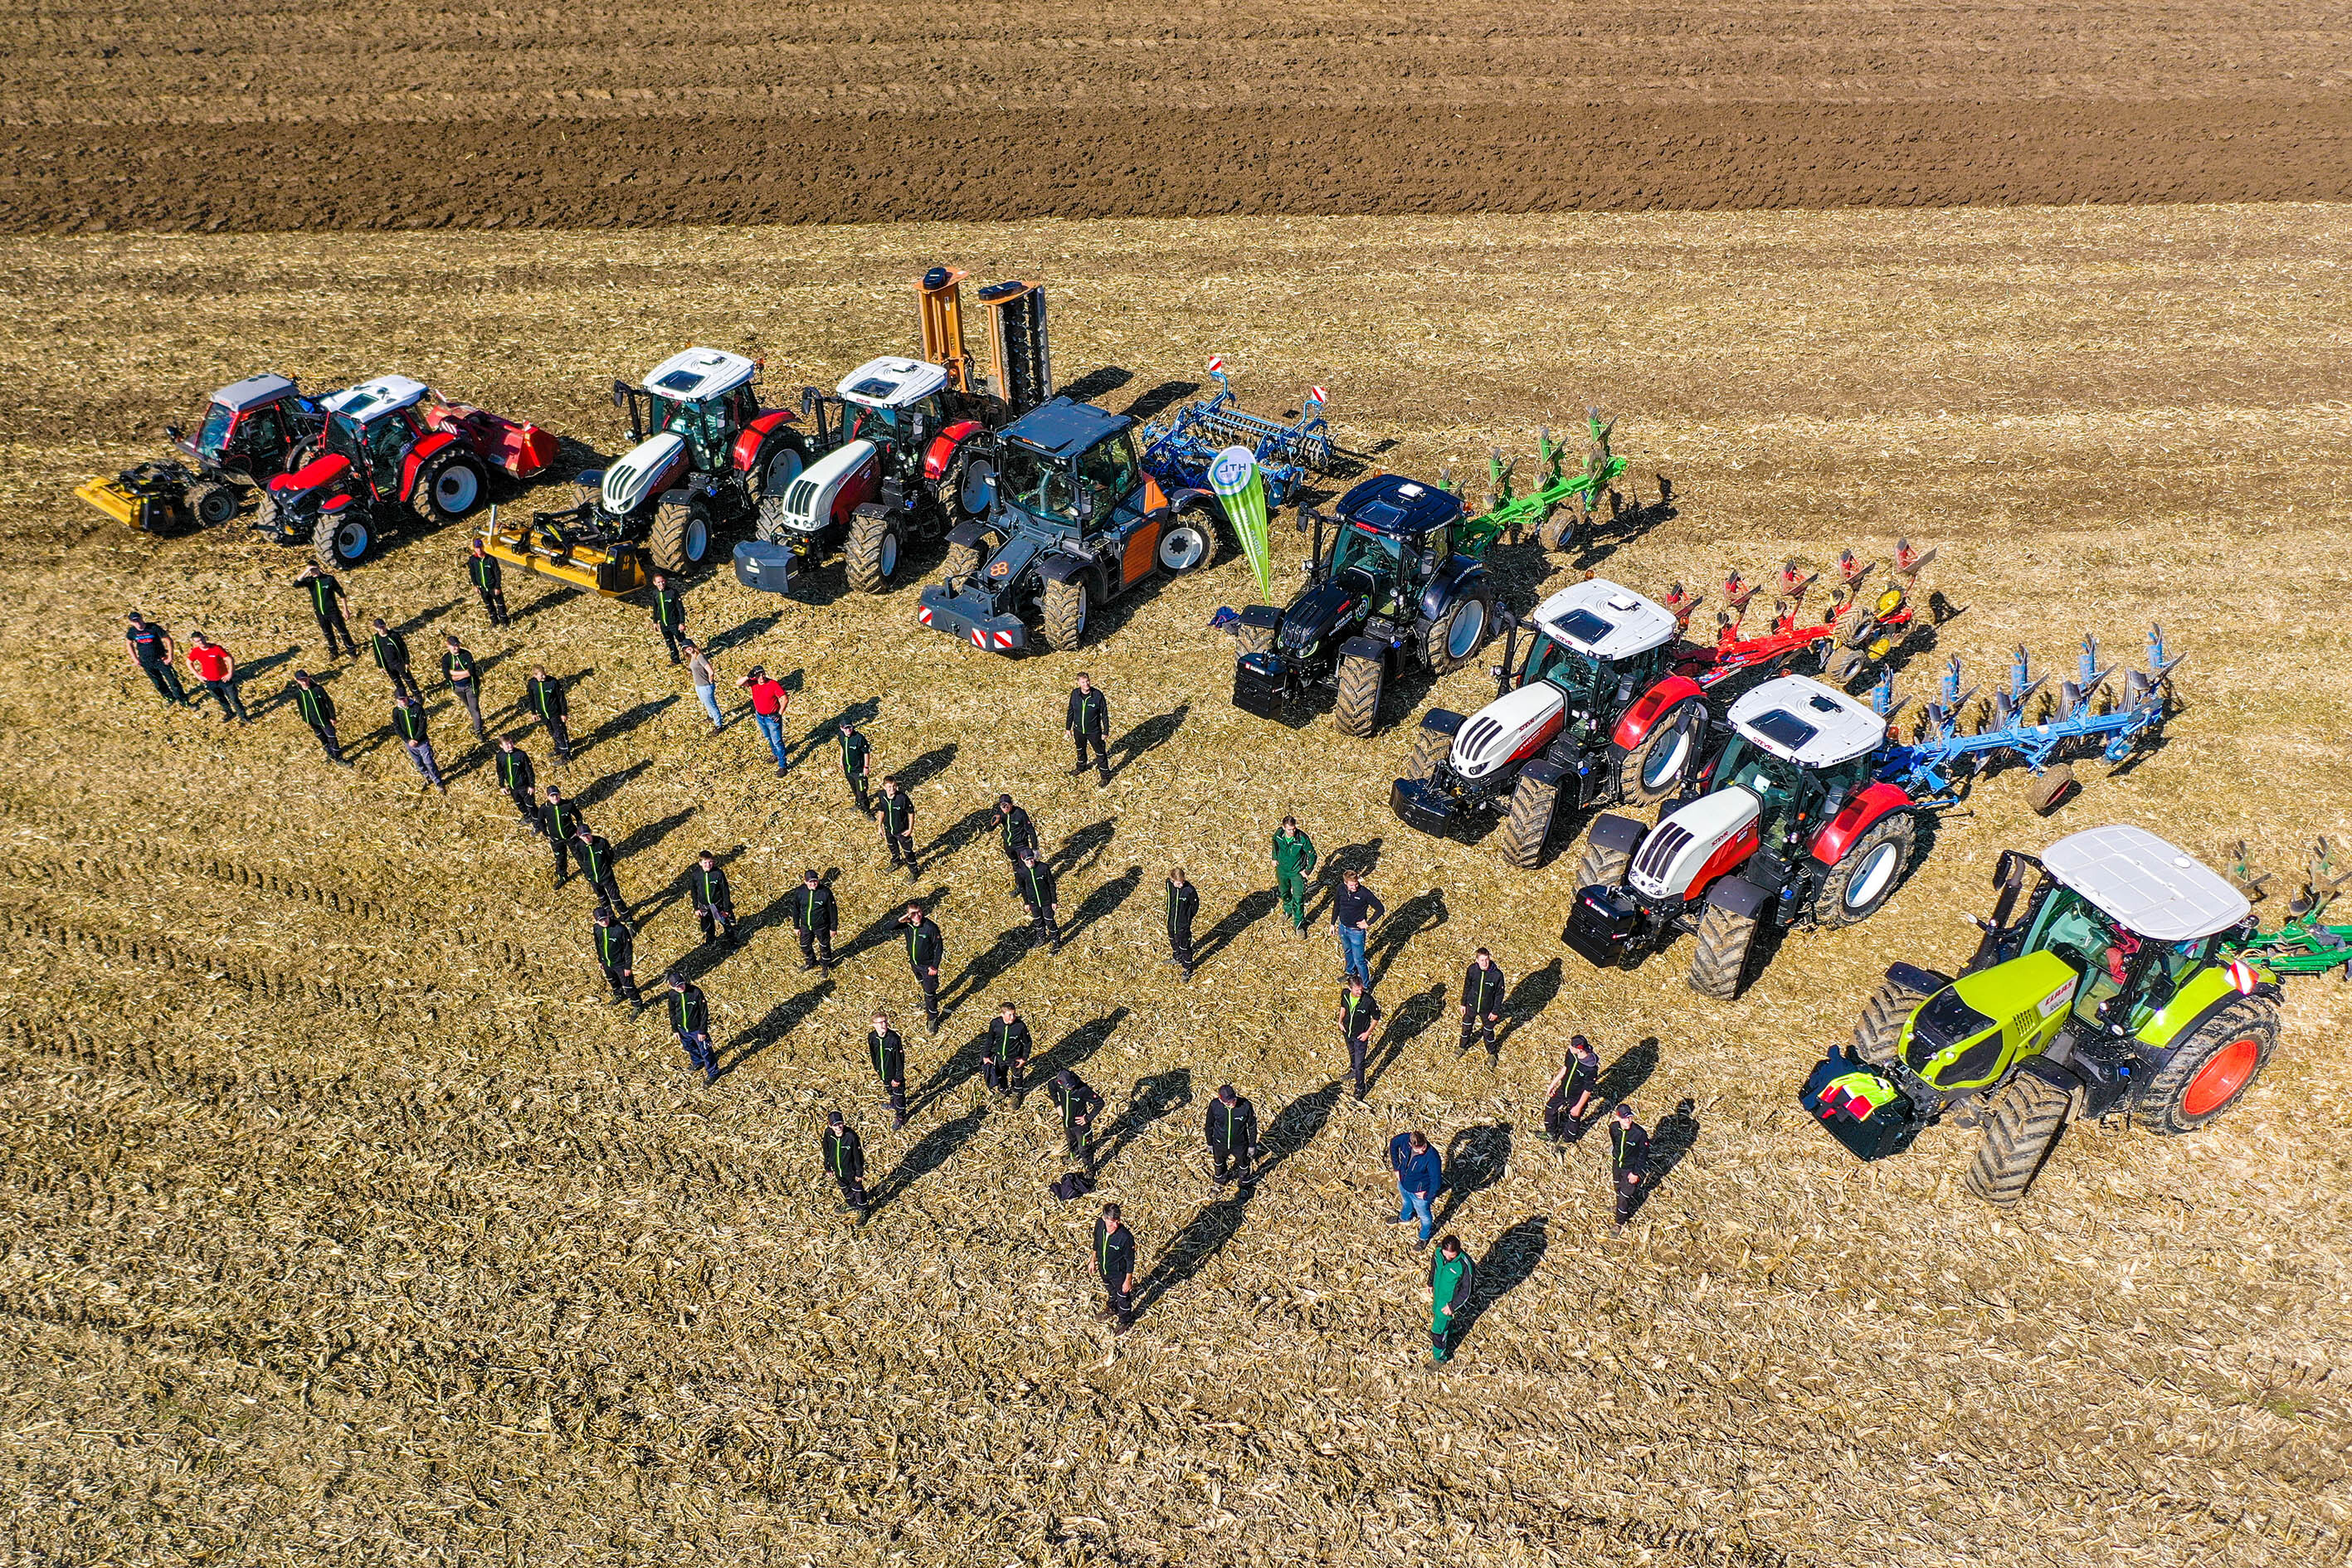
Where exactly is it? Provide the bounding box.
[1493,958,1562,1056]
[716,976,834,1078]
[864,1103,988,1217]
[1590,1037,1660,1113]
[1133,1190,1254,1318]
[1119,378,1200,422]
[838,886,954,965]
[1367,887,1447,987]
[1434,1122,1512,1229]
[1254,1079,1345,1182]
[1366,981,1449,1094]
[1051,819,1116,879]
[1061,365,1135,407]
[1193,888,1278,967]
[896,742,959,793]
[1448,1215,1551,1352]
[1107,704,1189,780]
[1063,864,1142,946]
[1031,1007,1129,1083]
[1092,1067,1193,1171]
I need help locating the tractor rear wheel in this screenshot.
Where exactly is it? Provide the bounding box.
[1688,902,1759,999]
[1332,650,1385,737]
[1157,507,1216,573]
[412,449,489,526]
[845,505,903,593]
[1404,723,1450,782]
[1964,1071,2072,1205]
[1040,577,1090,652]
[1234,617,1275,657]
[1810,811,1916,930]
[2024,763,2079,817]
[1498,773,1559,869]
[1615,699,1701,804]
[187,480,239,528]
[2134,997,2279,1135]
[1421,587,1495,674]
[650,494,710,572]
[1851,974,1931,1067]
[313,509,373,571]
[1570,833,1631,892]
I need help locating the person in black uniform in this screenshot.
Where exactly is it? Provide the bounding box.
[572,825,626,914]
[648,572,688,665]
[295,564,358,657]
[822,1111,868,1214]
[1165,868,1200,980]
[441,632,487,740]
[541,785,584,884]
[993,794,1037,866]
[1014,846,1061,952]
[1093,1202,1136,1334]
[496,737,540,832]
[666,972,717,1083]
[288,670,348,764]
[1609,1103,1650,1228]
[689,850,738,948]
[1048,1068,1103,1163]
[899,902,943,1032]
[592,905,641,1005]
[1340,976,1382,1100]
[124,612,191,707]
[369,617,419,703]
[982,1001,1031,1098]
[790,869,837,971]
[523,665,571,762]
[1544,1035,1601,1142]
[874,775,918,879]
[392,692,445,792]
[1204,1083,1260,1186]
[1065,672,1111,785]
[837,719,873,814]
[1458,947,1507,1055]
[868,1010,907,1128]
[467,538,509,627]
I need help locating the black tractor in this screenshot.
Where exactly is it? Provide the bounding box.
[1231,475,1497,736]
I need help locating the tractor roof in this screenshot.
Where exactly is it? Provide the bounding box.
[1729,675,1886,768]
[324,376,429,424]
[1334,475,1463,537]
[2042,825,2250,942]
[1001,397,1133,459]
[209,373,299,412]
[641,348,757,402]
[1531,578,1678,660]
[838,356,948,409]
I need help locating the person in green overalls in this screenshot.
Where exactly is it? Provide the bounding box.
[1272,815,1318,937]
[1429,1234,1474,1364]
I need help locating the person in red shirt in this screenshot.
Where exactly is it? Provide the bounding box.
[734,665,792,774]
[184,632,250,724]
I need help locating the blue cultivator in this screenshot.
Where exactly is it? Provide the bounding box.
[1138,361,1334,510]
[1872,626,2185,816]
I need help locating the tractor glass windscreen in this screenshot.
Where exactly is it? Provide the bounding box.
[1000,446,1079,526]
[1332,523,1401,582]
[660,397,733,468]
[1529,638,1607,706]
[1078,437,1138,523]
[844,402,904,448]
[324,412,365,458]
[196,403,236,458]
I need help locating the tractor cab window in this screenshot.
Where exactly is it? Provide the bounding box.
[360,416,410,491]
[195,403,237,460]
[843,401,905,451]
[241,405,285,454]
[660,396,734,470]
[1331,523,1403,593]
[999,444,1080,530]
[1527,637,1608,707]
[1076,436,1139,529]
[1716,737,1805,846]
[728,384,760,430]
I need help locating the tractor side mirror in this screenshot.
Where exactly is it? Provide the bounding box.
[610,382,629,411]
[1993,849,2024,890]
[163,423,185,444]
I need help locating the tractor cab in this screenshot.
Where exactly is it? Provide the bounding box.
[319,376,432,500]
[1681,676,1887,870]
[830,357,952,476]
[1512,579,1682,714]
[176,373,316,479]
[988,398,1147,540]
[624,347,760,474]
[1320,475,1462,618]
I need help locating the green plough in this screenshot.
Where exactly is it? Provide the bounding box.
[1457,408,1631,553]
[2225,838,2352,979]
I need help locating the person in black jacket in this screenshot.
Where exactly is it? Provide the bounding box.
[296,563,358,656]
[496,737,539,832]
[1458,948,1507,1054]
[592,906,641,1005]
[993,794,1037,865]
[440,632,486,740]
[868,1010,907,1128]
[467,538,509,627]
[523,665,571,762]
[689,850,738,948]
[982,1002,1031,1098]
[874,775,918,878]
[124,612,191,707]
[1013,846,1061,952]
[822,1111,868,1214]
[1204,1083,1260,1186]
[1609,1103,1650,1227]
[541,786,584,884]
[1093,1202,1136,1333]
[1331,869,1385,990]
[1340,976,1382,1100]
[648,572,688,664]
[790,869,837,971]
[391,693,445,792]
[837,719,873,814]
[369,617,419,703]
[667,972,716,1083]
[1545,1035,1601,1142]
[288,670,348,765]
[572,825,625,914]
[900,902,943,1032]
[1066,672,1111,784]
[1165,868,1200,980]
[1047,1068,1103,1161]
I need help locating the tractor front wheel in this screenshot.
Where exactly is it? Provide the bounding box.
[1852,973,1931,1067]
[1964,1071,2072,1205]
[1498,773,1559,869]
[942,535,987,582]
[1404,723,1450,782]
[1421,587,1495,674]
[1332,650,1385,737]
[313,509,373,571]
[187,480,240,528]
[762,437,808,500]
[1040,577,1090,652]
[1615,699,1700,804]
[845,505,903,593]
[1687,902,1759,999]
[1810,811,1917,929]
[650,494,710,573]
[2134,998,2279,1135]
[1234,616,1275,657]
[412,449,489,526]
[1570,833,1631,893]
[2024,763,2079,817]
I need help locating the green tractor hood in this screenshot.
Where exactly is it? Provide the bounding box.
[1904,951,2080,1094]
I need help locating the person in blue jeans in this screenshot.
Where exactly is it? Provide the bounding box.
[684,641,723,732]
[1388,1128,1443,1247]
[1330,868,1385,988]
[736,665,791,773]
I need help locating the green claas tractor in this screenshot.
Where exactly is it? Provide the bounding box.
[1801,824,2280,1206]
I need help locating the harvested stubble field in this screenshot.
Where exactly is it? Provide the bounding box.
[2,205,2350,1566]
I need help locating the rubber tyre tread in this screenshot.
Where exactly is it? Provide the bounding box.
[1810,810,1917,930]
[412,449,487,526]
[1421,588,1493,674]
[1405,723,1450,783]
[1964,1071,2072,1205]
[1852,976,1929,1066]
[1332,650,1384,738]
[845,505,899,594]
[650,495,701,573]
[1615,699,1699,804]
[187,480,238,528]
[312,509,369,571]
[1537,505,1575,553]
[1570,835,1631,892]
[2133,997,2279,1135]
[1159,507,1217,573]
[1235,619,1274,657]
[1687,902,1758,1000]
[1040,577,1088,653]
[2025,763,2079,817]
[1498,774,1559,869]
[942,539,981,581]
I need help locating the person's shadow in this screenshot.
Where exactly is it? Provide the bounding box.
[1312,838,1385,923]
[1591,1037,1660,1113]
[1435,1122,1512,1228]
[716,977,834,1078]
[1132,1190,1252,1317]
[1365,981,1448,1094]
[1193,888,1278,966]
[1446,1215,1551,1351]
[1062,864,1142,945]
[1107,703,1190,780]
[582,694,679,753]
[1494,959,1561,1054]
[1648,1098,1702,1198]
[905,1026,986,1118]
[1254,1079,1344,1181]
[837,887,953,963]
[864,1103,988,1216]
[897,743,958,791]
[1050,819,1115,879]
[1031,1007,1128,1082]
[1367,888,1447,986]
[942,920,1036,1017]
[1091,1067,1192,1171]
[925,806,998,863]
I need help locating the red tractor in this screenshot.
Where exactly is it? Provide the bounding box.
[75,372,324,533]
[261,375,557,569]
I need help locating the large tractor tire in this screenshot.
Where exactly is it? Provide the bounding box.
[1810,811,1917,930]
[1234,617,1276,657]
[762,436,809,500]
[1421,586,1496,674]
[1332,650,1385,737]
[1040,576,1090,653]
[1851,973,1931,1067]
[1498,773,1560,869]
[650,493,711,572]
[1615,699,1701,804]
[1964,1070,2072,1205]
[1827,645,1869,685]
[2134,997,2279,1135]
[412,448,488,526]
[2024,763,2080,817]
[1687,902,1759,1000]
[845,504,903,593]
[187,480,240,528]
[1156,506,1216,574]
[942,538,982,581]
[1570,833,1631,893]
[313,508,373,571]
[1541,493,1588,553]
[1404,723,1450,782]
